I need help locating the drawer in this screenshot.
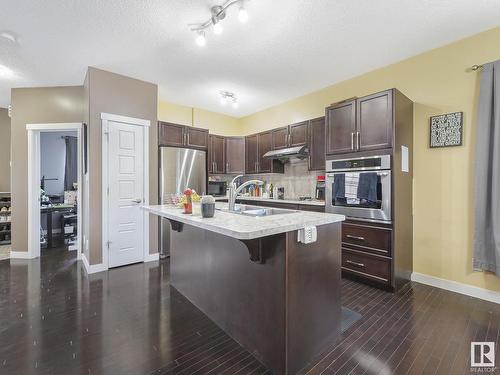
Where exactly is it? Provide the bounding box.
[342,248,391,284]
[342,222,392,256]
[298,204,325,212]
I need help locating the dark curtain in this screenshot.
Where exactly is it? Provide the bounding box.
[64,136,78,191]
[473,60,500,275]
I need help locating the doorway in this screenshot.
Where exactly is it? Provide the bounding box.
[27,123,82,259]
[101,113,150,268]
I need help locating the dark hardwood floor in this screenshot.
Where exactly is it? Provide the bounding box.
[0,248,498,374]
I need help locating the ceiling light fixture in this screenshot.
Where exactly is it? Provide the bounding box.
[189,0,249,46]
[0,31,17,44]
[220,91,239,108]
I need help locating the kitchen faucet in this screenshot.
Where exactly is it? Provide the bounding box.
[228,175,264,211]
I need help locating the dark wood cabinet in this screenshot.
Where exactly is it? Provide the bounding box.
[308,116,325,171]
[225,137,245,174]
[208,135,225,174]
[289,121,308,147]
[245,132,284,174]
[245,135,259,174]
[186,127,209,150]
[357,90,393,151]
[326,89,395,155]
[326,100,356,155]
[258,131,273,173]
[158,122,185,147]
[272,127,289,150]
[158,121,208,150]
[271,122,308,150]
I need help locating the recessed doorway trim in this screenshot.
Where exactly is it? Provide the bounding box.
[25,122,83,260]
[101,113,150,271]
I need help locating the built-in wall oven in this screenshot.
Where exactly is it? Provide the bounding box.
[325,154,391,223]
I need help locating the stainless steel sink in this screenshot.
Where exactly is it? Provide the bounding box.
[217,204,297,217]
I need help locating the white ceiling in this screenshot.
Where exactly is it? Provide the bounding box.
[1,0,500,117]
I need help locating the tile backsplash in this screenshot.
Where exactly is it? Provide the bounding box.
[211,160,324,199]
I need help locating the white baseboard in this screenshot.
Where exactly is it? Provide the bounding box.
[10,251,37,259]
[81,253,108,274]
[411,272,500,304]
[144,252,160,263]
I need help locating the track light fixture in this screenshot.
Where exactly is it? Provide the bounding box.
[189,0,249,46]
[220,91,239,108]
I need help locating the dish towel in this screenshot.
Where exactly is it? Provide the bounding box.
[357,172,378,202]
[333,174,345,199]
[345,173,360,204]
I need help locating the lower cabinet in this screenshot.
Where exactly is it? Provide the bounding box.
[341,220,397,291]
[227,199,325,212]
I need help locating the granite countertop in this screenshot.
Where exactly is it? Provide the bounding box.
[214,196,325,207]
[143,203,344,240]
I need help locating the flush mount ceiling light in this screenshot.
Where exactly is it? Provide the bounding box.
[189,0,249,46]
[220,91,239,109]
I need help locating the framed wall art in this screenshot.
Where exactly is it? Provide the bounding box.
[429,112,463,148]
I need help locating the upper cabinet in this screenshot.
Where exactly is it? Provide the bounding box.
[289,121,308,147]
[208,135,225,174]
[326,100,356,155]
[245,132,284,174]
[272,121,309,149]
[158,121,208,150]
[356,90,393,152]
[225,137,245,174]
[308,116,326,171]
[326,89,394,155]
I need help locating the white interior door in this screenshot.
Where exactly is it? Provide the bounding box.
[107,121,145,268]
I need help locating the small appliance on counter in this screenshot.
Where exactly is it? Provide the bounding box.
[208,180,227,197]
[277,187,285,200]
[315,175,325,201]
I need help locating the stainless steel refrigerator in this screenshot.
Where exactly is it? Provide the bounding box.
[159,147,207,258]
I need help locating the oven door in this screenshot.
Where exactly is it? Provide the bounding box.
[325,171,391,223]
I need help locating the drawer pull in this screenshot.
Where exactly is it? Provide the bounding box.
[346,260,365,268]
[346,234,365,241]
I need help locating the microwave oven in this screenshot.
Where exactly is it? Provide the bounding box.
[208,181,227,197]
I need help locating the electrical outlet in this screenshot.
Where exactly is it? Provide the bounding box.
[297,226,317,244]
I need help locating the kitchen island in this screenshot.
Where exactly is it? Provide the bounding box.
[143,203,345,374]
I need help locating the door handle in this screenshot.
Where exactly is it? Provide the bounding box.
[132,198,142,204]
[346,260,365,268]
[351,132,354,151]
[346,234,365,241]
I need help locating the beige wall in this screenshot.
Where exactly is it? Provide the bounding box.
[158,101,242,136]
[0,108,10,192]
[10,86,84,252]
[238,26,500,292]
[85,67,158,265]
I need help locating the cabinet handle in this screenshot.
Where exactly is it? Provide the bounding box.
[346,260,365,268]
[356,131,360,150]
[187,132,190,145]
[215,162,218,172]
[351,132,354,151]
[346,234,365,241]
[287,133,290,146]
[226,162,229,171]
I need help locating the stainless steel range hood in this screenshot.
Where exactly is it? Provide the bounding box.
[262,145,309,161]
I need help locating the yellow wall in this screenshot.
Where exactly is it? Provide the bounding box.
[238,26,500,292]
[158,101,242,136]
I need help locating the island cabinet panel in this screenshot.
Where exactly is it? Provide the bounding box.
[258,131,273,173]
[225,136,245,174]
[245,134,259,174]
[286,224,341,374]
[308,116,326,171]
[357,89,393,151]
[272,126,289,150]
[158,122,185,147]
[169,221,342,375]
[208,135,225,174]
[289,121,308,147]
[326,100,356,155]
